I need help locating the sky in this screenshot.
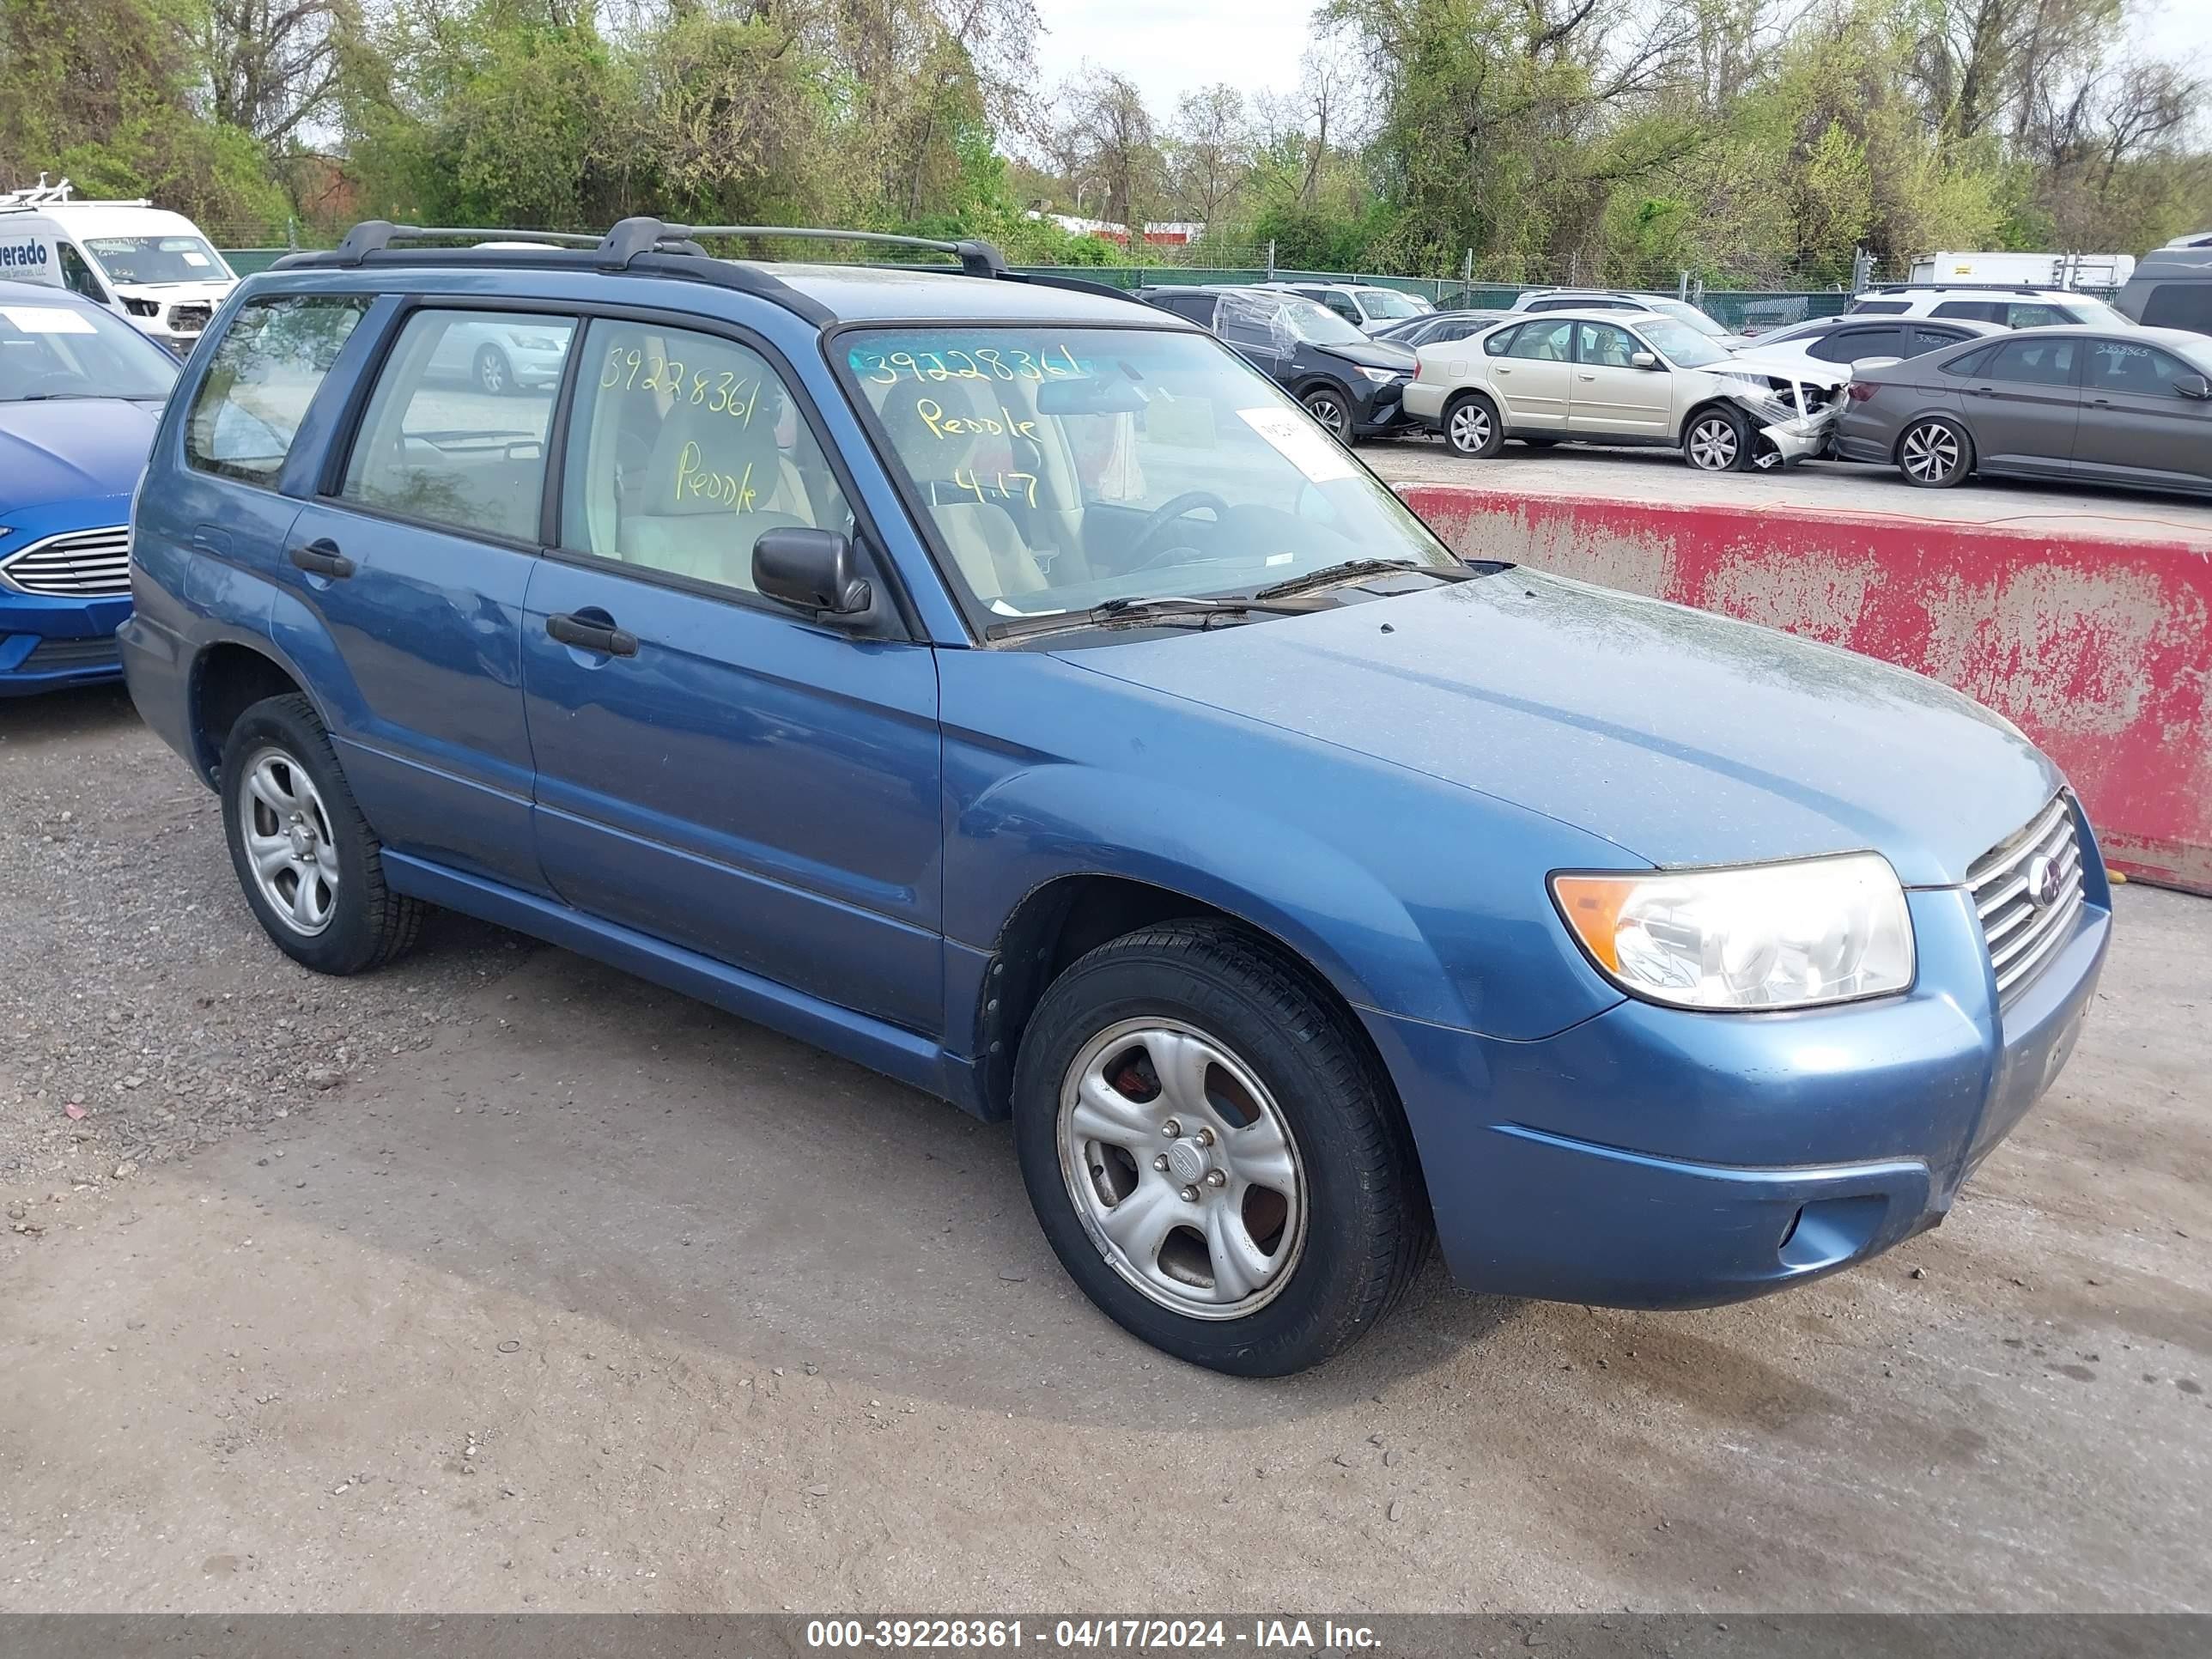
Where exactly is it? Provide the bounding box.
[1030,0,2212,114]
[1030,0,1312,112]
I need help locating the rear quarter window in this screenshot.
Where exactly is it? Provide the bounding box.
[186,295,370,486]
[2142,282,2212,336]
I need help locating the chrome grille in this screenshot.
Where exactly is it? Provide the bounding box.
[0,526,132,597]
[1967,795,2084,1005]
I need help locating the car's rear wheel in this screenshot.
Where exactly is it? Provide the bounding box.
[1301,386,1352,441]
[1012,921,1429,1376]
[1684,405,1752,471]
[1443,392,1504,458]
[1897,417,1972,488]
[220,694,424,975]
[474,344,513,396]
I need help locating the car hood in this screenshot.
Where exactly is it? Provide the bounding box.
[0,398,164,511]
[1315,338,1417,373]
[1055,571,2061,885]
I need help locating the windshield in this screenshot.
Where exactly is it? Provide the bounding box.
[0,297,179,402]
[844,326,1462,628]
[81,235,231,287]
[1646,298,1730,338]
[1278,297,1369,346]
[1357,289,1424,319]
[1637,316,1733,368]
[2059,296,2132,329]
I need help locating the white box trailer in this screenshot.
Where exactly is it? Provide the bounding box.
[0,179,238,354]
[1907,250,2136,289]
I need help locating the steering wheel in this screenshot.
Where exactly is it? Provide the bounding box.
[1128,490,1232,569]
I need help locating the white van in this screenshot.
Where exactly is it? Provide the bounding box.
[0,183,238,355]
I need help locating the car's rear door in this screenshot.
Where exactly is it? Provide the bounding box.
[275,301,576,892]
[2071,336,2212,491]
[518,313,944,1035]
[1486,319,1574,428]
[1957,335,2082,474]
[1566,320,1671,438]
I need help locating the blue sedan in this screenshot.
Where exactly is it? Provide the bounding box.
[0,280,178,694]
[118,228,2107,1374]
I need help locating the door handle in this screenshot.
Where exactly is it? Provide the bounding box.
[546,612,639,658]
[2090,397,2113,407]
[289,538,354,579]
[1577,373,1595,381]
[191,525,234,556]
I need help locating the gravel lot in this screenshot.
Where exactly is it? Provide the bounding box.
[3,684,2208,1614]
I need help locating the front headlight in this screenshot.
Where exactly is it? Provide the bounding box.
[1354,365,1405,384]
[1551,854,1914,1011]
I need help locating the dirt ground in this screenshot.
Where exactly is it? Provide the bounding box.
[2,687,2207,1614]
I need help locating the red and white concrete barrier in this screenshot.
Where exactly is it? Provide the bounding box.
[1401,483,2212,896]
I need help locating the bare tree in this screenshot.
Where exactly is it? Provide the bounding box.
[1170,82,1250,225]
[193,0,356,144]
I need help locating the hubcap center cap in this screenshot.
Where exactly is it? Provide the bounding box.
[288,818,316,860]
[1166,1139,1210,1186]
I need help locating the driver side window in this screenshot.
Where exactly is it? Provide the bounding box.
[559,319,848,595]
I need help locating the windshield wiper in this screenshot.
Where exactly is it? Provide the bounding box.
[1250,557,1478,600]
[15,392,112,402]
[989,593,1322,641]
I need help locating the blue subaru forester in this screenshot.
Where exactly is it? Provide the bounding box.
[118,222,2109,1375]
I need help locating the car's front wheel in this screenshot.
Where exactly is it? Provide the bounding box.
[474,344,513,396]
[1301,386,1352,441]
[1684,405,1753,471]
[1013,921,1429,1376]
[1443,392,1504,458]
[1897,417,1972,488]
[220,693,424,975]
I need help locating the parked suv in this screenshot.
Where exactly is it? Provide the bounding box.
[1404,308,1846,468]
[124,221,2107,1375]
[1135,284,1416,439]
[2117,245,2212,337]
[1844,285,2134,330]
[1265,281,1432,334]
[1506,289,1751,350]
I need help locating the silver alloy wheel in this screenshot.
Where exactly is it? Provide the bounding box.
[477,347,508,395]
[1901,421,1960,483]
[1449,400,1492,453]
[1686,414,1741,470]
[237,745,340,937]
[1057,1018,1307,1321]
[1304,392,1348,437]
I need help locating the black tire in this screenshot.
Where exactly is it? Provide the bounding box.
[1012,921,1430,1376]
[1300,386,1352,443]
[1897,416,1973,488]
[219,692,425,975]
[1682,404,1753,471]
[474,343,513,396]
[1443,392,1504,458]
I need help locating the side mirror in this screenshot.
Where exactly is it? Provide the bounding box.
[2175,374,2212,401]
[753,527,872,619]
[1630,350,1659,370]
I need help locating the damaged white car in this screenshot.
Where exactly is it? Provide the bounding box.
[1402,307,1848,471]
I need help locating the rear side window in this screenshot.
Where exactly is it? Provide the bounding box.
[1484,324,1521,356]
[186,295,370,486]
[1810,325,1902,362]
[2006,303,2069,328]
[339,308,575,543]
[2142,282,2212,335]
[1982,337,2078,386]
[1941,344,1996,376]
[1910,325,1968,355]
[1504,320,1574,361]
[1930,301,2004,323]
[1847,301,1910,314]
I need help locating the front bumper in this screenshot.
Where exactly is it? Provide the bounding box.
[1351,379,1415,437]
[0,591,131,696]
[1364,875,2110,1308]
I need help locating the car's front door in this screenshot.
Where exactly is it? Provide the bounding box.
[2071,336,2212,491]
[1567,320,1672,438]
[1959,335,2082,472]
[277,302,575,893]
[1487,319,1575,428]
[519,314,944,1034]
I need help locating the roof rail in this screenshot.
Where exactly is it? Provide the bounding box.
[1862,283,2057,295]
[324,222,603,264]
